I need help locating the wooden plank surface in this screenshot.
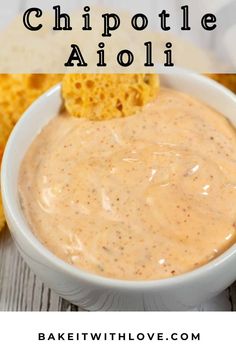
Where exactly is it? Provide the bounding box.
[0,228,235,311]
[0,228,84,311]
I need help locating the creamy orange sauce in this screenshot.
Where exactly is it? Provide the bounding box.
[19,89,236,280]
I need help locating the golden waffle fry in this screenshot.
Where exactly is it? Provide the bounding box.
[207,74,236,94]
[0,74,63,126]
[0,74,63,233]
[62,74,159,120]
[0,106,12,232]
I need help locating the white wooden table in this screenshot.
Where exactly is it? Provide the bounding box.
[0,228,84,311]
[0,227,235,311]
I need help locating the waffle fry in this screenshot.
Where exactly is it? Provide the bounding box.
[207,74,236,94]
[0,74,63,126]
[0,74,63,233]
[62,74,159,120]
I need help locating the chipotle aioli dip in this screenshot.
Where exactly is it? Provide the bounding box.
[19,89,236,280]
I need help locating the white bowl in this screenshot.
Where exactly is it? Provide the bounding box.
[2,74,236,311]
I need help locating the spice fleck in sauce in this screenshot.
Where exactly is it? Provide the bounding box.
[19,89,236,280]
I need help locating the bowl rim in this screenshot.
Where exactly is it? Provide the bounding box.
[2,73,236,290]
